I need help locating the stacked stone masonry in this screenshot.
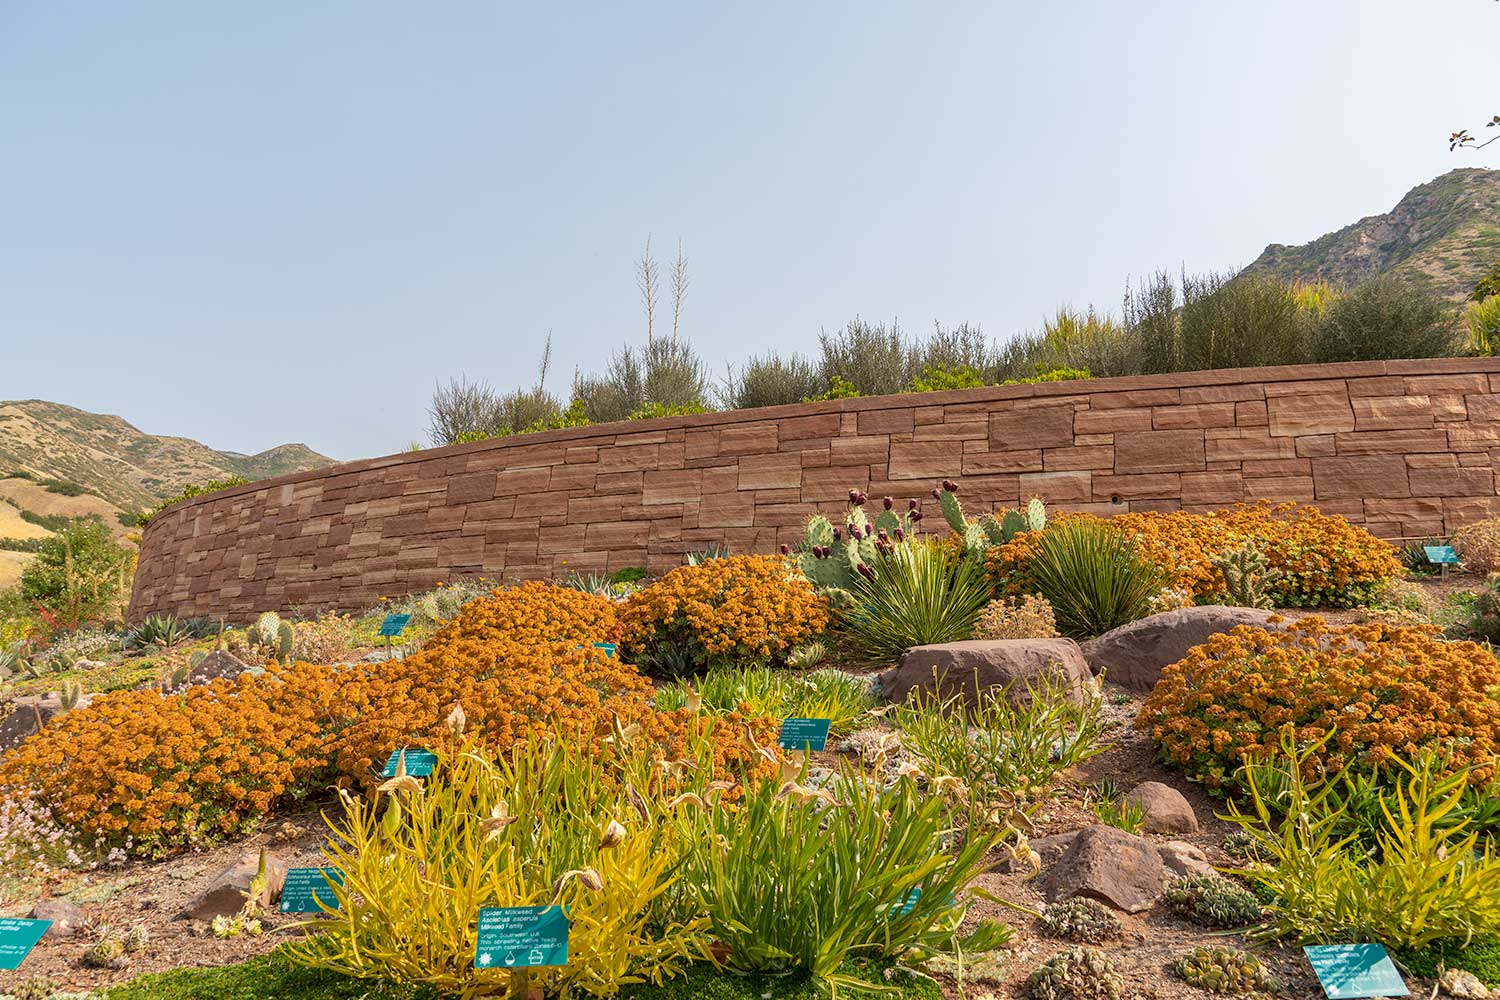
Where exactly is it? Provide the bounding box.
[128,358,1500,620]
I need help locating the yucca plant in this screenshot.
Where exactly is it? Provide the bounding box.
[680,760,1012,989]
[845,539,992,659]
[1027,520,1165,637]
[1225,733,1500,949]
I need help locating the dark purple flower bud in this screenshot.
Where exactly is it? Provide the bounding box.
[942,479,958,493]
[883,496,894,511]
[780,544,790,555]
[878,529,889,543]
[833,527,843,541]
[911,510,924,522]
[908,499,919,511]
[857,563,874,579]
[847,523,858,538]
[817,545,829,558]
[931,488,941,500]
[894,527,905,542]
[863,524,873,538]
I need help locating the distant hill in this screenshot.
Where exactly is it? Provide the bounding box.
[1243,168,1500,301]
[0,400,334,517]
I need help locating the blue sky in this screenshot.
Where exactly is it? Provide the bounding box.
[1,1,1493,461]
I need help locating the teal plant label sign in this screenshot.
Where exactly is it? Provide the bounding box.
[1424,545,1459,565]
[592,642,618,658]
[0,917,50,970]
[378,613,412,637]
[381,748,438,778]
[778,717,832,752]
[280,867,344,913]
[1303,944,1408,998]
[887,886,955,919]
[474,905,569,969]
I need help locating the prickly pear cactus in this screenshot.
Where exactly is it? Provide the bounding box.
[1172,945,1276,994]
[792,491,920,599]
[252,611,282,648]
[1026,496,1047,531]
[189,649,207,670]
[275,620,295,663]
[936,479,1048,560]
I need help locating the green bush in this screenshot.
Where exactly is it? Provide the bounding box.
[654,665,875,737]
[845,539,992,658]
[720,352,824,409]
[1027,519,1164,637]
[1309,276,1459,363]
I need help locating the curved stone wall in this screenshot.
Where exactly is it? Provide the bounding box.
[128,358,1500,620]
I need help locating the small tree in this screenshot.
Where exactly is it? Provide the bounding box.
[20,516,134,625]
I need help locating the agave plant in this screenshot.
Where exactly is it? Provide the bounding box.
[128,613,188,649]
[845,538,992,659]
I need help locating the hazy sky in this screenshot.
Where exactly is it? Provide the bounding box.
[2,2,1494,462]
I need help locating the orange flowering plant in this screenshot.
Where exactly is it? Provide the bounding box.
[1138,617,1500,791]
[618,555,829,679]
[0,661,344,857]
[988,502,1400,609]
[1,581,779,860]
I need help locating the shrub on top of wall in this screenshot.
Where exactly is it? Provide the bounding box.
[618,555,829,679]
[987,502,1400,609]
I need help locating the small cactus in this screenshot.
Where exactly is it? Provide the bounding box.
[1037,898,1121,944]
[1027,947,1124,1000]
[786,642,828,670]
[57,678,85,712]
[125,924,149,954]
[275,620,295,663]
[252,611,282,647]
[1212,540,1280,609]
[13,974,58,1000]
[1173,945,1277,994]
[189,649,208,670]
[1162,874,1264,928]
[82,935,126,968]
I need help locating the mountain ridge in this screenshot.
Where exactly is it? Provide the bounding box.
[1242,167,1500,301]
[0,399,335,516]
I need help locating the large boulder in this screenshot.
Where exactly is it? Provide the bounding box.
[182,650,256,688]
[881,639,1092,708]
[179,849,288,921]
[1123,781,1199,834]
[1080,606,1282,694]
[1040,824,1165,913]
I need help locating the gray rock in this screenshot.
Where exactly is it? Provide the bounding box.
[999,830,1079,873]
[1123,781,1199,834]
[183,650,254,687]
[1080,606,1282,694]
[29,897,86,938]
[1040,824,1165,913]
[1158,841,1215,878]
[881,638,1092,709]
[179,849,287,921]
[0,694,71,750]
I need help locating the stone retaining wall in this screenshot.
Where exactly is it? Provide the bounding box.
[128,358,1500,619]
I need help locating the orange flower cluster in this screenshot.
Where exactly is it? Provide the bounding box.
[987,502,1400,608]
[1138,616,1500,790]
[1,581,786,857]
[618,555,829,675]
[0,662,342,855]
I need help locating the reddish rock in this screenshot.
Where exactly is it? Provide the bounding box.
[1040,825,1165,913]
[882,639,1092,709]
[1123,781,1199,834]
[1080,606,1282,694]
